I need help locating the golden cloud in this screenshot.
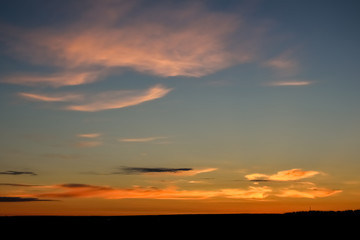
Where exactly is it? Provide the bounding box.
[245,169,320,182]
[276,188,342,199]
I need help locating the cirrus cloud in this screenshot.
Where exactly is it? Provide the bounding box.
[18,84,172,112]
[65,84,172,112]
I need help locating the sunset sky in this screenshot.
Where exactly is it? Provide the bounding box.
[1,0,359,215]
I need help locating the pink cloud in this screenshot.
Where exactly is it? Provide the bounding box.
[18,92,83,102]
[3,72,100,87]
[18,84,172,112]
[1,1,262,87]
[65,84,172,112]
[267,81,313,86]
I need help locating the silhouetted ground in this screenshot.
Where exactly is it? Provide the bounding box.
[0,211,358,234]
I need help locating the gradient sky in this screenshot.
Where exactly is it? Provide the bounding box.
[1,0,360,215]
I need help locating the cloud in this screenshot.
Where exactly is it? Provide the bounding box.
[1,0,261,87]
[115,167,217,176]
[245,169,320,182]
[18,92,83,102]
[118,136,167,143]
[75,141,103,148]
[3,180,340,201]
[0,196,55,202]
[267,81,312,86]
[77,133,102,138]
[2,71,100,87]
[65,84,172,112]
[19,84,172,112]
[221,186,272,199]
[264,50,299,77]
[25,183,270,200]
[0,171,37,176]
[276,188,342,199]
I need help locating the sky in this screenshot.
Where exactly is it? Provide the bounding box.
[0,0,359,215]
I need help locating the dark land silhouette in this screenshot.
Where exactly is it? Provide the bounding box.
[1,210,358,229]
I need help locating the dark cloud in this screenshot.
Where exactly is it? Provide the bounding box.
[0,171,37,176]
[0,197,55,202]
[59,183,109,190]
[115,167,193,175]
[249,179,271,182]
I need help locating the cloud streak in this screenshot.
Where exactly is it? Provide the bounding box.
[20,183,273,200]
[75,141,103,148]
[267,81,312,86]
[19,84,172,112]
[77,133,102,138]
[0,171,37,176]
[245,169,320,182]
[18,92,83,102]
[118,136,167,143]
[116,167,217,176]
[2,71,100,87]
[65,85,172,112]
[0,196,55,202]
[277,188,342,199]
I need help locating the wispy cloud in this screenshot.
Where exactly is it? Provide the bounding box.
[267,81,312,86]
[2,179,341,201]
[263,49,314,86]
[18,183,271,200]
[18,92,83,102]
[1,1,262,87]
[118,136,167,143]
[3,72,100,87]
[276,188,342,199]
[75,141,103,148]
[115,167,217,176]
[264,50,299,77]
[221,186,272,199]
[19,84,172,112]
[77,133,102,138]
[65,85,172,112]
[245,169,320,182]
[0,171,37,176]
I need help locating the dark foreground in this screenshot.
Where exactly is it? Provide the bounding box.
[1,210,359,230]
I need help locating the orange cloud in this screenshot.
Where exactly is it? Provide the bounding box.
[77,133,102,138]
[18,92,83,102]
[3,72,99,87]
[221,186,272,199]
[75,141,103,148]
[277,188,342,199]
[17,183,271,200]
[66,85,172,112]
[245,169,320,182]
